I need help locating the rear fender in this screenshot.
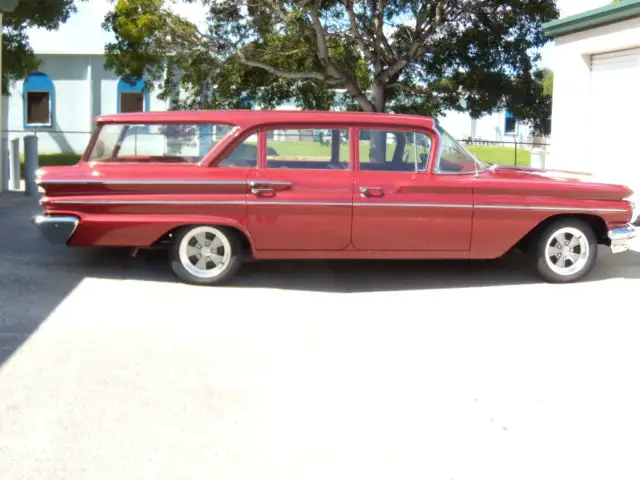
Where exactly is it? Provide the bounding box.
[67,213,256,251]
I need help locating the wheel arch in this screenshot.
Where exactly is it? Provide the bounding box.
[153,221,255,255]
[516,213,608,254]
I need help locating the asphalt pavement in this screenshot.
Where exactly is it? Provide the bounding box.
[2,193,640,480]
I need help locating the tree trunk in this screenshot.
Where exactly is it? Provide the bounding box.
[370,83,386,163]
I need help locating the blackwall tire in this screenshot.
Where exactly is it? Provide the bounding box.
[531,218,598,283]
[169,225,243,285]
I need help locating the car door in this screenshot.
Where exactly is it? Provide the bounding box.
[246,126,354,251]
[351,127,473,252]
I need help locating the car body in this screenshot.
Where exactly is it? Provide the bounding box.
[33,109,637,284]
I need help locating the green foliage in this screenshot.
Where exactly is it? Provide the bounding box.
[103,0,559,132]
[2,0,85,94]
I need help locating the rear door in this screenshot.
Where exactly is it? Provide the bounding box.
[246,126,354,251]
[351,126,473,252]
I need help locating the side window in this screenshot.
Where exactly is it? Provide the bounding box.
[266,128,349,170]
[217,133,258,168]
[88,123,236,164]
[358,129,432,172]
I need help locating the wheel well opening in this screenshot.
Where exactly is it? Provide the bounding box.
[516,214,609,253]
[153,224,253,254]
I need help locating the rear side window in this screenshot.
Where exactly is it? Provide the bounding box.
[265,128,349,170]
[87,123,236,164]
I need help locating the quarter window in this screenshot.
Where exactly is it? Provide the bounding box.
[87,123,236,164]
[358,129,432,172]
[266,128,349,170]
[217,133,259,168]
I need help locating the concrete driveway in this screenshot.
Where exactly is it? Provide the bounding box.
[2,193,640,480]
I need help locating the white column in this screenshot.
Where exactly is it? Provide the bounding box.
[87,58,93,132]
[0,12,4,194]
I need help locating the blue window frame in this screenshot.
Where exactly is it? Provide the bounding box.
[504,109,518,135]
[117,77,150,113]
[23,72,54,128]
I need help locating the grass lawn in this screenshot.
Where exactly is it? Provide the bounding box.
[464,145,531,167]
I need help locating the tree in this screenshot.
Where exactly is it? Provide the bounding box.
[103,0,559,132]
[2,0,85,94]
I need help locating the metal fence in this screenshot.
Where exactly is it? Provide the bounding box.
[458,138,551,168]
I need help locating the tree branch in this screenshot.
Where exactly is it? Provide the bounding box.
[343,0,375,62]
[308,4,374,111]
[376,0,447,84]
[237,49,327,81]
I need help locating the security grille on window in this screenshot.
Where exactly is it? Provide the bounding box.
[120,92,144,113]
[26,92,50,125]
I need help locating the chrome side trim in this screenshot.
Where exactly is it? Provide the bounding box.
[355,202,472,208]
[39,198,629,213]
[250,201,349,207]
[608,224,637,254]
[36,179,248,185]
[48,199,246,205]
[475,205,627,213]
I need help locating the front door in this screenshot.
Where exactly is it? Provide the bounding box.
[351,127,473,252]
[247,127,353,251]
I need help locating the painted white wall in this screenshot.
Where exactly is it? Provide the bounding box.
[5,53,170,154]
[549,16,640,179]
[437,109,532,144]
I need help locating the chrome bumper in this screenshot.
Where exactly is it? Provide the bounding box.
[32,213,79,245]
[608,224,638,254]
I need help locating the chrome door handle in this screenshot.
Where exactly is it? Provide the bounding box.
[250,187,275,195]
[359,186,383,198]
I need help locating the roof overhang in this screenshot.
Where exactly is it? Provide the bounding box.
[543,0,640,39]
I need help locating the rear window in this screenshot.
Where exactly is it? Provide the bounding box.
[86,123,237,164]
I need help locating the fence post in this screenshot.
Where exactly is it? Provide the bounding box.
[10,137,19,190]
[23,134,38,197]
[513,139,518,166]
[1,136,8,193]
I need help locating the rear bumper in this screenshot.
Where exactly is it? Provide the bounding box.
[608,224,638,254]
[32,213,79,245]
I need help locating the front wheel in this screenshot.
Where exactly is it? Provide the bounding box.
[170,225,243,285]
[531,218,598,283]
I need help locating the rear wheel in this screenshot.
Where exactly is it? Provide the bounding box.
[170,225,243,285]
[531,218,598,283]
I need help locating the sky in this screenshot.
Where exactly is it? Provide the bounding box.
[26,0,612,67]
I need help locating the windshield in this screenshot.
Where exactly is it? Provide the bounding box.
[86,122,236,164]
[434,125,488,174]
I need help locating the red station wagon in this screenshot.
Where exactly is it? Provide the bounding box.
[33,110,637,285]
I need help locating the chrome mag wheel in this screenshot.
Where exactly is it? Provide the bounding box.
[177,226,233,280]
[544,226,590,277]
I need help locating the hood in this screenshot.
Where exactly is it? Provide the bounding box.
[487,165,635,191]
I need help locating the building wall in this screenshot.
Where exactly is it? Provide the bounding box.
[550,16,640,176]
[4,54,170,154]
[437,109,532,144]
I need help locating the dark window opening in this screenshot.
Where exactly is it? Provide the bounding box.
[26,92,50,125]
[504,116,517,135]
[120,92,144,113]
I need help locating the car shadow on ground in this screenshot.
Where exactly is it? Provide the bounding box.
[2,192,640,369]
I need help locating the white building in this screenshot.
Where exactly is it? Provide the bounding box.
[2,49,535,156]
[3,51,172,154]
[543,0,640,192]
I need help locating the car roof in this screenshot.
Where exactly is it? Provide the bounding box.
[94,109,435,130]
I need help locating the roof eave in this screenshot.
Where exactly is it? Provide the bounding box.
[543,0,640,39]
